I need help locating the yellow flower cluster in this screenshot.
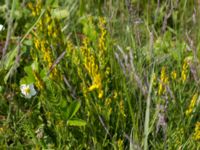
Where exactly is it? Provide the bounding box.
[66,40,81,69]
[98,18,111,80]
[66,40,74,56]
[40,41,52,65]
[81,38,103,99]
[171,70,177,80]
[34,39,58,79]
[28,1,59,38]
[45,12,60,38]
[185,93,198,116]
[98,17,107,63]
[105,98,112,115]
[0,127,3,133]
[31,7,62,80]
[119,99,126,117]
[181,60,188,83]
[158,67,168,95]
[117,138,124,150]
[193,121,200,141]
[28,0,42,17]
[105,98,111,106]
[113,91,118,99]
[33,71,45,90]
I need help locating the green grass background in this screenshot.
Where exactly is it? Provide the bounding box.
[0,0,200,149]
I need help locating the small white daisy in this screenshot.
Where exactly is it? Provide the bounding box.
[20,84,37,99]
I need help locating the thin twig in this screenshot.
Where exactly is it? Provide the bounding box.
[144,70,154,150]
[124,133,141,150]
[47,50,66,76]
[115,45,148,96]
[129,50,148,95]
[98,115,111,138]
[15,37,21,65]
[2,0,12,58]
[162,0,179,33]
[63,75,76,99]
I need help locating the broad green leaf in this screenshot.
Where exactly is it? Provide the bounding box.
[67,119,86,126]
[24,66,33,76]
[81,16,98,41]
[31,61,39,72]
[60,99,67,108]
[51,9,69,19]
[66,101,81,119]
[1,47,17,70]
[23,39,33,46]
[20,76,35,85]
[19,64,36,85]
[40,69,46,79]
[46,0,59,7]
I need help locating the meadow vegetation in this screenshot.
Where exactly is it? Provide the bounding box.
[0,0,200,149]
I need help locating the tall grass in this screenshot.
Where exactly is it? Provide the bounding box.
[0,0,200,149]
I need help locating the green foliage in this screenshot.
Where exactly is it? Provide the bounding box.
[0,0,200,149]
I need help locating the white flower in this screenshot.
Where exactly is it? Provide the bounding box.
[20,84,37,99]
[0,24,4,31]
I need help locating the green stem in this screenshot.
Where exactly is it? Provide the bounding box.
[144,68,154,150]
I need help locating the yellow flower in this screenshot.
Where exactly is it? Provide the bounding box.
[113,91,118,99]
[28,0,42,17]
[181,71,187,82]
[186,93,198,116]
[171,70,177,80]
[34,39,40,49]
[98,90,104,99]
[105,67,110,75]
[119,100,126,117]
[117,139,124,150]
[181,60,188,83]
[47,24,53,36]
[0,127,3,133]
[158,67,168,95]
[98,17,107,69]
[152,73,157,86]
[81,37,103,99]
[108,108,112,116]
[98,17,106,53]
[33,71,45,90]
[193,121,200,140]
[88,84,98,91]
[105,98,111,106]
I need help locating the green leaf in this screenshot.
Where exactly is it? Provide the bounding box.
[67,119,86,126]
[66,101,81,119]
[31,61,39,72]
[0,46,18,70]
[24,65,33,76]
[81,16,97,41]
[20,76,35,85]
[23,39,33,46]
[40,69,46,79]
[51,9,69,19]
[46,0,59,7]
[20,64,37,85]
